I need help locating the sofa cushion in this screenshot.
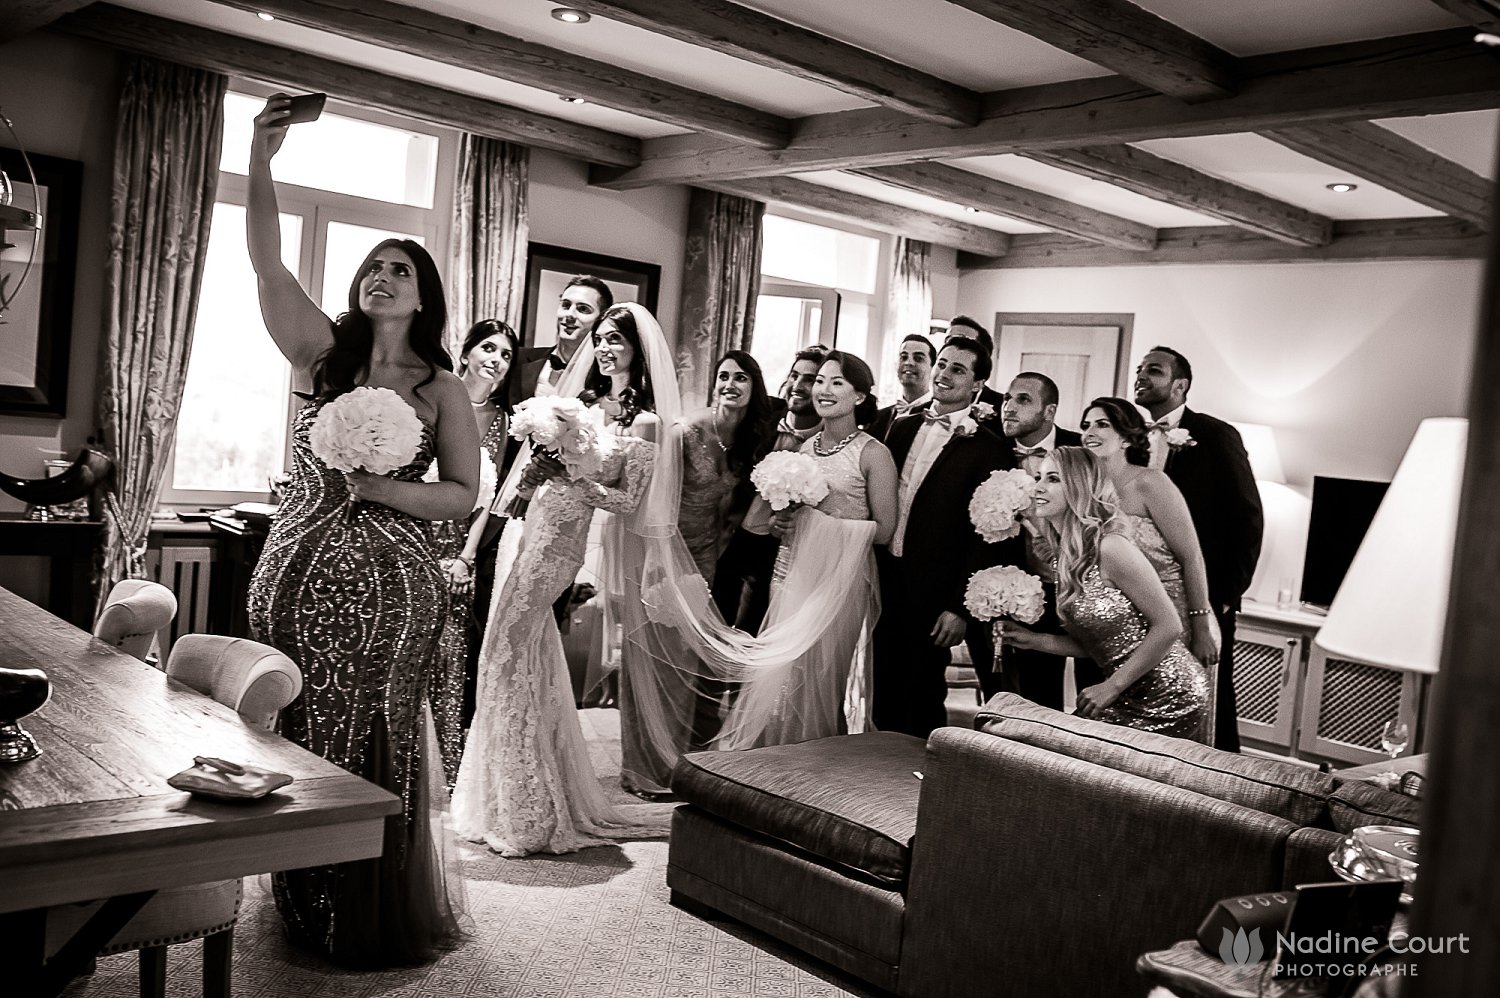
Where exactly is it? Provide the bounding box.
[975,694,1334,827]
[1327,781,1422,833]
[670,732,927,888]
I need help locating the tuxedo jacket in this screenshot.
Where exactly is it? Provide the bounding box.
[995,425,1082,473]
[884,412,1010,621]
[508,345,558,408]
[1163,408,1264,612]
[864,402,906,442]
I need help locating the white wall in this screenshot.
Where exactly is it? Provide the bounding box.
[527,148,690,348]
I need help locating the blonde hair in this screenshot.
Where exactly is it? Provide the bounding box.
[1035,447,1126,611]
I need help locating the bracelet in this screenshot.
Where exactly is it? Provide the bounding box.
[454,555,473,570]
[1187,608,1212,618]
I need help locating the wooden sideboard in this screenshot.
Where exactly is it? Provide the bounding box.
[0,514,103,628]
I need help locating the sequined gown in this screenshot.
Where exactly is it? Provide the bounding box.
[1059,565,1209,739]
[716,433,880,749]
[248,401,461,967]
[452,432,669,855]
[678,420,739,580]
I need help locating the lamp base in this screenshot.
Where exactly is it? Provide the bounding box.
[0,719,41,763]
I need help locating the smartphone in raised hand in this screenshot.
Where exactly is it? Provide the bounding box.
[281,93,326,125]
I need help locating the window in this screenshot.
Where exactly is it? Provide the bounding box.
[165,88,455,506]
[753,212,886,390]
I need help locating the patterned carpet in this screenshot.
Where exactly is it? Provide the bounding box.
[62,708,887,998]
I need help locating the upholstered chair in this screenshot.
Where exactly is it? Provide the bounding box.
[46,636,303,998]
[93,579,177,663]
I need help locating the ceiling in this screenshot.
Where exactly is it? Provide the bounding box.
[34,0,1500,262]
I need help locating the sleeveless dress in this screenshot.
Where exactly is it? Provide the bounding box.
[716,432,880,748]
[451,431,671,856]
[1059,565,1209,739]
[678,420,738,581]
[248,401,461,967]
[1120,513,1216,744]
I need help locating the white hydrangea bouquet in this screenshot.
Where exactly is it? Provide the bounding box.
[968,468,1038,542]
[750,451,830,512]
[964,564,1046,671]
[309,386,425,517]
[506,395,613,518]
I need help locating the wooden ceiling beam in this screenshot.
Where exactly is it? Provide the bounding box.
[569,0,980,126]
[592,30,1500,190]
[705,176,1011,256]
[941,0,1238,101]
[215,0,791,148]
[1426,0,1500,32]
[1261,121,1493,228]
[1021,144,1333,246]
[963,216,1483,268]
[0,0,92,45]
[55,5,641,167]
[853,161,1157,250]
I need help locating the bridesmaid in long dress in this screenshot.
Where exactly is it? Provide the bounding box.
[1005,448,1207,739]
[243,96,477,966]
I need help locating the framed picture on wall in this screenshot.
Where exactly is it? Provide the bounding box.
[520,243,661,349]
[1,148,82,418]
[993,312,1134,429]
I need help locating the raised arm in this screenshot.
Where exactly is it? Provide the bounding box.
[247,96,335,371]
[1077,533,1185,719]
[1139,471,1221,665]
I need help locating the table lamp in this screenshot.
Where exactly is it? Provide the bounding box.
[1314,417,1467,674]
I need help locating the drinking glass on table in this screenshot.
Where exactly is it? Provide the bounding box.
[1379,719,1410,773]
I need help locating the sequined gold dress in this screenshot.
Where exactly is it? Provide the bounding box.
[452,432,671,856]
[678,420,738,580]
[1060,565,1209,739]
[248,401,462,967]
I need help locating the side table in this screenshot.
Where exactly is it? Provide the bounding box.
[0,514,103,627]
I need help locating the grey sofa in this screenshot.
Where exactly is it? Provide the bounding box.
[667,693,1422,997]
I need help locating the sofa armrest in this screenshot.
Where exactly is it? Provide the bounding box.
[1285,826,1345,889]
[899,728,1300,998]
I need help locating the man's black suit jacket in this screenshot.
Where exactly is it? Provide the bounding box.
[1163,409,1263,612]
[994,426,1082,473]
[509,345,557,408]
[884,413,1009,622]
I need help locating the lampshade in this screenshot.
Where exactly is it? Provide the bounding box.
[1314,417,1468,674]
[1230,422,1286,485]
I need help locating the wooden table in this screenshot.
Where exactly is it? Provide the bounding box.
[0,586,400,992]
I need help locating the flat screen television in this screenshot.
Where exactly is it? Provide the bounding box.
[1299,475,1390,610]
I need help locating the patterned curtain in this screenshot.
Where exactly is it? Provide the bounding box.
[95,57,226,610]
[447,134,528,360]
[677,188,764,408]
[886,236,932,354]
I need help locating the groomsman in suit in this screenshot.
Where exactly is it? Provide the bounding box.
[866,333,935,440]
[509,275,613,406]
[945,315,1007,409]
[983,372,1084,705]
[874,336,1008,738]
[1135,346,1263,752]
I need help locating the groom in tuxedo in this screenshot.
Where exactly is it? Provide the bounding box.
[874,336,1008,739]
[509,275,613,406]
[1136,346,1263,752]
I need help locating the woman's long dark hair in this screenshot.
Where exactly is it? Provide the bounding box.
[581,304,653,424]
[824,350,879,427]
[460,318,520,413]
[715,350,777,476]
[1083,396,1151,467]
[312,238,450,401]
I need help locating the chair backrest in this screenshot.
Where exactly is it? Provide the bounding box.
[94,579,177,662]
[165,635,303,730]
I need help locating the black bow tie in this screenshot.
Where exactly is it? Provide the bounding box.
[1014,446,1047,458]
[546,352,568,371]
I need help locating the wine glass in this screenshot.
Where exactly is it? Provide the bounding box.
[1379,719,1410,773]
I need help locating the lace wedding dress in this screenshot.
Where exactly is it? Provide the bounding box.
[451,432,671,856]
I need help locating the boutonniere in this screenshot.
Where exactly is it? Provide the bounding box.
[1165,427,1195,450]
[971,401,996,422]
[952,415,980,438]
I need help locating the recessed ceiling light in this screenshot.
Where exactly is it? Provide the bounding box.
[559,96,587,104]
[256,11,275,20]
[552,8,590,23]
[1326,182,1358,193]
[962,206,979,214]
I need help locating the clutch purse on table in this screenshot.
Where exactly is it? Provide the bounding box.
[168,755,294,800]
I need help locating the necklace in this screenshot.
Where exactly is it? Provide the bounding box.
[813,428,860,456]
[470,397,493,409]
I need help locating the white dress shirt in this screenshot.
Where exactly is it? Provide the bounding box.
[1147,403,1187,471]
[891,404,970,557]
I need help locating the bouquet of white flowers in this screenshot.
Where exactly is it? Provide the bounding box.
[750,451,830,512]
[309,387,425,517]
[964,564,1046,672]
[506,395,613,517]
[968,468,1037,542]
